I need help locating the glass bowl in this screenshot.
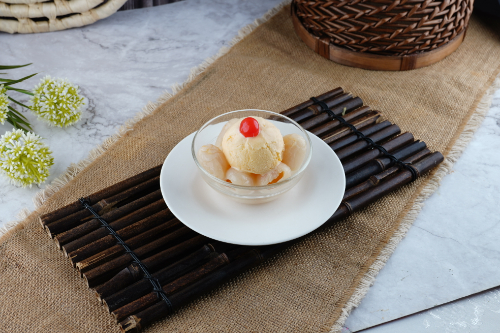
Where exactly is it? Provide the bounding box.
[192,109,312,204]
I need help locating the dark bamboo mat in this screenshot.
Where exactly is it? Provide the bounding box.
[38,87,444,333]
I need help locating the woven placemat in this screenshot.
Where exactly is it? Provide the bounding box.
[1,2,500,332]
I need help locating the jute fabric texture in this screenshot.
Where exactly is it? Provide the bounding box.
[1,4,500,332]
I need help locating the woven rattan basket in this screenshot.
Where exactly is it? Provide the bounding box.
[292,0,474,70]
[0,0,127,33]
[0,0,181,34]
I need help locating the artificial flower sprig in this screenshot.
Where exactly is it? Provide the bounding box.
[0,129,54,187]
[31,76,85,127]
[0,63,85,187]
[0,63,36,132]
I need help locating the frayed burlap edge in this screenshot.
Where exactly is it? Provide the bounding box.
[0,1,498,332]
[329,74,500,333]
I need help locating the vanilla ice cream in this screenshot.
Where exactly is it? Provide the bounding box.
[221,117,284,175]
[215,118,240,149]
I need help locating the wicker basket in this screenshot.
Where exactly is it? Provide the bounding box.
[0,0,127,33]
[292,0,474,70]
[0,0,180,33]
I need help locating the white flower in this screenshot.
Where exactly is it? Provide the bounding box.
[31,76,85,127]
[0,129,54,187]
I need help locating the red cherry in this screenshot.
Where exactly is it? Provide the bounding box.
[239,117,260,138]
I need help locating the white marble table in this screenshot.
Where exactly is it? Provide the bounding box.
[346,285,500,333]
[1,1,499,332]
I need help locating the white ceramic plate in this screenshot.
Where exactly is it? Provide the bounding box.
[160,131,345,246]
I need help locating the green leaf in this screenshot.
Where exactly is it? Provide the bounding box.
[7,112,27,126]
[342,107,347,116]
[8,106,30,123]
[6,117,30,132]
[1,73,37,86]
[6,117,16,127]
[0,63,32,70]
[8,106,33,130]
[8,96,30,110]
[6,114,32,132]
[9,121,31,133]
[6,86,34,96]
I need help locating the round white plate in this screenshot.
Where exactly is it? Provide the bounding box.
[160,130,345,246]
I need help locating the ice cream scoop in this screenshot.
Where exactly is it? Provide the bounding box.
[221,117,284,175]
[215,118,239,149]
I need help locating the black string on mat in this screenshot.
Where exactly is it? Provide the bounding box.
[310,97,419,182]
[78,198,174,313]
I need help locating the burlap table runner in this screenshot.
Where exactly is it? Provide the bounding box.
[1,2,500,332]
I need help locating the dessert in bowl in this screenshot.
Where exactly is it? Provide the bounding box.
[192,110,312,204]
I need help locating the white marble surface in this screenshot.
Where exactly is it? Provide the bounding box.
[0,1,499,332]
[343,286,500,333]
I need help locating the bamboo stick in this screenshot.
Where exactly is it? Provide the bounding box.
[83,233,205,287]
[68,209,174,265]
[101,247,213,309]
[345,141,427,190]
[135,235,207,273]
[372,149,431,182]
[288,93,353,123]
[111,247,250,322]
[55,190,164,249]
[103,244,244,312]
[329,120,392,151]
[332,152,444,222]
[76,219,188,276]
[310,106,372,137]
[76,221,189,272]
[45,175,161,237]
[75,218,183,273]
[95,242,225,300]
[321,114,382,144]
[61,198,167,255]
[343,147,431,200]
[342,132,414,173]
[160,248,245,297]
[118,244,286,333]
[335,124,401,160]
[281,87,343,117]
[112,254,226,322]
[45,201,108,238]
[300,97,363,131]
[39,165,162,228]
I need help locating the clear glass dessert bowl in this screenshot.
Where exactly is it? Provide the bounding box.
[192,109,312,204]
